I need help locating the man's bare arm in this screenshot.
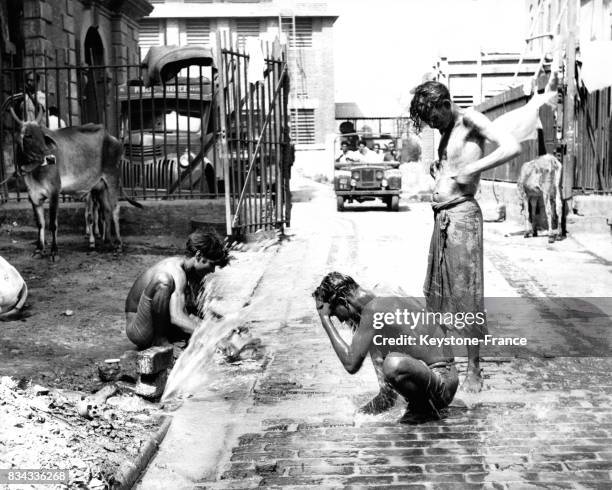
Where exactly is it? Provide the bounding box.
[317,303,374,374]
[455,109,521,180]
[168,272,200,334]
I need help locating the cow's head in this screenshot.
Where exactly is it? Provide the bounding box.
[9,107,57,174]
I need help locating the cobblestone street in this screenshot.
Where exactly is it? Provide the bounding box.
[140,176,612,489]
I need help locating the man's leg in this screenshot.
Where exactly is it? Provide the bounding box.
[464,343,483,393]
[382,353,458,423]
[359,352,397,414]
[126,272,176,349]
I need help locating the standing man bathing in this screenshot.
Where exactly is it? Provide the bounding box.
[409,81,520,392]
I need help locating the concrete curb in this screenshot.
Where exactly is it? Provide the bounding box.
[112,415,172,490]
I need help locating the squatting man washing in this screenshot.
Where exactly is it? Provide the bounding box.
[313,272,460,424]
[125,229,229,350]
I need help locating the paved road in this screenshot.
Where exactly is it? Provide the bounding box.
[140,176,612,489]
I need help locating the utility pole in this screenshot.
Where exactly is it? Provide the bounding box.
[561,0,577,234]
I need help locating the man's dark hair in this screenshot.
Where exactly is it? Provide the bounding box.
[186,228,229,267]
[358,140,367,146]
[409,81,451,133]
[314,272,359,309]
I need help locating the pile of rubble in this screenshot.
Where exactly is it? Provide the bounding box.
[0,374,166,489]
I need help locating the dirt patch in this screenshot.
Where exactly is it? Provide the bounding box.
[0,224,188,487]
[0,224,185,391]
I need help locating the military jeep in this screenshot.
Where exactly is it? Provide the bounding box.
[333,133,402,212]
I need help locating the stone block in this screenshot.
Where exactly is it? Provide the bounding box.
[62,14,74,34]
[137,345,174,375]
[23,2,43,19]
[41,3,53,22]
[23,19,45,39]
[66,0,74,17]
[135,370,168,399]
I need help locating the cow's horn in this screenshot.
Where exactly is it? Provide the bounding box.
[8,107,23,126]
[35,106,44,124]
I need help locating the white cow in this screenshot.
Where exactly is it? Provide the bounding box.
[517,154,562,243]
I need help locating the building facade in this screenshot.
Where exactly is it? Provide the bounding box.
[1,0,152,121]
[139,0,338,148]
[525,0,611,52]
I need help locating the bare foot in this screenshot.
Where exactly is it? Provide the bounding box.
[399,408,442,425]
[462,368,483,393]
[358,391,397,415]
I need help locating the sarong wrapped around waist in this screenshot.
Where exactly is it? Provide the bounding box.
[424,195,487,337]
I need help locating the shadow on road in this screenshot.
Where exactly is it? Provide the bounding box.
[339,204,411,213]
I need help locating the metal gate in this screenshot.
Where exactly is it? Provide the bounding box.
[215,32,291,236]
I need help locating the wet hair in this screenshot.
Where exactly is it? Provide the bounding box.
[409,81,451,133]
[313,272,359,310]
[186,228,229,267]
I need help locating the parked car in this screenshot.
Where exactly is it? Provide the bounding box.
[118,46,218,196]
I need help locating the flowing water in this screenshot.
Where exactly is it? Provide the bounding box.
[162,273,254,401]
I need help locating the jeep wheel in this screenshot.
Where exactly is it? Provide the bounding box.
[337,196,344,212]
[390,195,399,211]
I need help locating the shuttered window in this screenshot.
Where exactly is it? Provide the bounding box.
[281,18,313,48]
[290,108,315,144]
[236,18,261,50]
[452,95,474,108]
[139,19,161,59]
[186,19,211,45]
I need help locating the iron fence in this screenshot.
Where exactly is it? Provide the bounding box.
[1,48,221,203]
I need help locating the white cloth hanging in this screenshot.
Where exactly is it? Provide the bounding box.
[245,37,266,86]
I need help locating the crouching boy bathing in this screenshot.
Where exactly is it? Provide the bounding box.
[313,272,458,423]
[125,229,228,349]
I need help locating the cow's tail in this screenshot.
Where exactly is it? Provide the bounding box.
[122,192,144,209]
[109,135,144,209]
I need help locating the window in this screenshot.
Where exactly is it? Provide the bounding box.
[290,108,315,144]
[281,18,313,48]
[452,95,474,108]
[139,19,161,60]
[186,19,211,45]
[236,18,261,50]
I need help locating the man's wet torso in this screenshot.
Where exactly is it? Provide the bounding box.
[433,110,485,203]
